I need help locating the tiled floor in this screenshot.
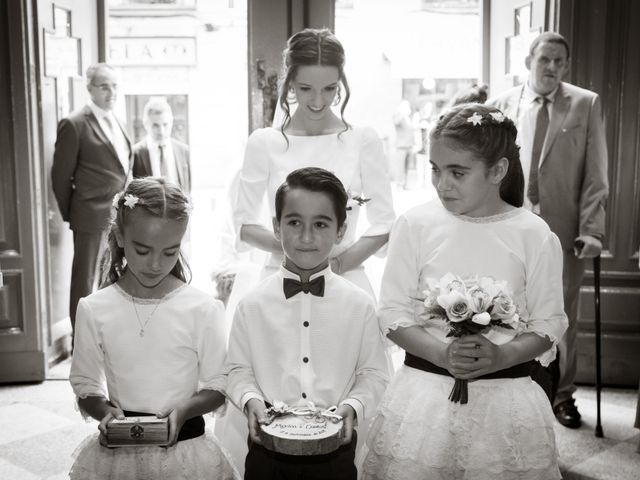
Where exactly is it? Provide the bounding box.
[557,387,640,479]
[0,358,638,479]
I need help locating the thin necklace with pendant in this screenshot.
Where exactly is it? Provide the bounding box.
[131,295,162,337]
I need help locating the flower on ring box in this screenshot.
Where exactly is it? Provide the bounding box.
[489,112,506,123]
[467,112,483,126]
[270,400,289,414]
[112,192,123,210]
[437,290,472,322]
[123,194,140,209]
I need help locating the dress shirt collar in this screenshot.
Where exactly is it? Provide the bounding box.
[88,100,113,120]
[146,136,169,150]
[278,264,334,283]
[524,81,559,105]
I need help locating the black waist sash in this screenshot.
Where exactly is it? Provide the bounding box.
[123,410,205,442]
[404,353,535,380]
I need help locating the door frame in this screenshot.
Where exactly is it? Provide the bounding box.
[0,0,47,382]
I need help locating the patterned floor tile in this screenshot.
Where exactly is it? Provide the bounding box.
[0,458,41,480]
[0,403,75,446]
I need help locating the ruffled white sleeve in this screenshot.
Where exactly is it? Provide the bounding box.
[524,231,569,366]
[232,129,270,252]
[378,214,422,335]
[69,298,107,417]
[359,127,396,240]
[197,299,229,414]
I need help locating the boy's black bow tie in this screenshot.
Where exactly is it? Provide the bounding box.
[283,276,325,299]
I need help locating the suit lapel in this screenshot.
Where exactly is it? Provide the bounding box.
[171,140,186,188]
[141,145,152,176]
[113,116,133,180]
[540,84,570,167]
[506,85,525,120]
[85,107,126,175]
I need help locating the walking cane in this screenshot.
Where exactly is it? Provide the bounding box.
[593,254,604,438]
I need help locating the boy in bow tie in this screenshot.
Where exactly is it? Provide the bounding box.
[226,167,389,480]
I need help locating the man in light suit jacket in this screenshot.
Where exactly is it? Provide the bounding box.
[51,63,132,336]
[132,99,191,194]
[488,32,609,428]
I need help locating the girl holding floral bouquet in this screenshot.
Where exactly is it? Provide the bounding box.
[361,104,568,480]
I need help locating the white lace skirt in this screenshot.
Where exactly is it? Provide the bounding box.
[69,431,241,480]
[361,366,561,480]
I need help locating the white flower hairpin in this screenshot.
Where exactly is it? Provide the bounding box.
[123,194,140,209]
[466,112,483,126]
[489,112,506,123]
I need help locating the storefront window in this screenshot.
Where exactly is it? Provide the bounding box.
[108,0,247,288]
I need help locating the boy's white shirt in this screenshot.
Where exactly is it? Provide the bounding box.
[225,265,389,424]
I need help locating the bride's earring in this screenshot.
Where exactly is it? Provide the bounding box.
[332,86,342,106]
[287,86,297,104]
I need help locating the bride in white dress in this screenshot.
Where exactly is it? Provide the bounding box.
[218,27,396,475]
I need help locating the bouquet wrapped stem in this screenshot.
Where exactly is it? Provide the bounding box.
[448,378,469,404]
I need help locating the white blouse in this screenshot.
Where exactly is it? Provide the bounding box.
[70,283,228,416]
[379,201,568,367]
[232,126,396,265]
[225,266,390,423]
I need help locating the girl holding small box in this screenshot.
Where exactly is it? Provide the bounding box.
[69,178,239,480]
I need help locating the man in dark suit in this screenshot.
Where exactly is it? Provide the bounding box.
[488,32,609,428]
[132,99,191,194]
[51,63,132,335]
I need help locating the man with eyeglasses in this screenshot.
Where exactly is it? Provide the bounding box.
[488,32,609,428]
[51,62,132,340]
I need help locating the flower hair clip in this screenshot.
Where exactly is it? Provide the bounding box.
[123,194,140,209]
[466,112,483,126]
[112,192,140,210]
[466,111,508,127]
[489,112,505,123]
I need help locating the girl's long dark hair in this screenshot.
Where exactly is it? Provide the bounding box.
[100,177,192,287]
[430,103,524,207]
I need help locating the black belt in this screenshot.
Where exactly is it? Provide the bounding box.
[123,410,205,442]
[404,353,535,379]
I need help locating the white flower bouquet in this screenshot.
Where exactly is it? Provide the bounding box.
[417,273,520,403]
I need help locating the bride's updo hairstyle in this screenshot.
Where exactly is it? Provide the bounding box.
[278,28,351,139]
[430,103,524,208]
[101,177,192,286]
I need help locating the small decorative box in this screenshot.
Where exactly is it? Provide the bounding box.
[105,416,169,447]
[259,401,343,456]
